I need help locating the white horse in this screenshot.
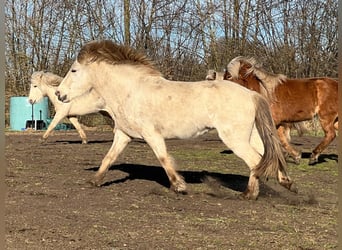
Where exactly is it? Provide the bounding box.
[56,40,297,200]
[29,71,112,143]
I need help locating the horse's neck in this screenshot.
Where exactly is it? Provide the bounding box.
[42,84,59,104]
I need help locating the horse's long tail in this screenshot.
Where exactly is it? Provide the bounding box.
[252,94,288,179]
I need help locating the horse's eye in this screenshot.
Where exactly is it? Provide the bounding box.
[34,85,37,88]
[71,69,77,73]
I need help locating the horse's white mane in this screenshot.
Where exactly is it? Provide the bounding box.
[226,57,245,79]
[31,71,63,87]
[227,56,287,99]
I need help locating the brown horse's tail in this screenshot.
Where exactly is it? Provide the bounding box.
[252,94,288,179]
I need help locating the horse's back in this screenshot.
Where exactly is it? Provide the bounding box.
[125,79,259,139]
[193,80,259,127]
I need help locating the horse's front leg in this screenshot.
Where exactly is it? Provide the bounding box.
[144,134,186,193]
[68,117,88,144]
[277,125,301,164]
[90,129,131,186]
[41,109,68,143]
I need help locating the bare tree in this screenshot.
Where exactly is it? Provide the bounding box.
[123,0,130,45]
[5,0,337,127]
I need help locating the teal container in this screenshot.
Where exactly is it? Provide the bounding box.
[10,96,49,131]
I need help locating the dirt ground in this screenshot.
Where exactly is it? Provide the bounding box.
[5,129,338,249]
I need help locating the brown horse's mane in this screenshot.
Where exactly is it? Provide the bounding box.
[77,40,162,76]
[229,56,287,97]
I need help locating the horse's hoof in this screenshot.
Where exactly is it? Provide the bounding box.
[239,192,258,200]
[88,176,103,187]
[171,178,187,194]
[82,140,88,144]
[288,182,298,194]
[87,180,102,187]
[308,158,318,165]
[279,178,298,193]
[294,151,302,164]
[294,157,301,165]
[39,138,47,144]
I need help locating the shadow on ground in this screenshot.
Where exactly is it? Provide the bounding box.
[85,163,290,200]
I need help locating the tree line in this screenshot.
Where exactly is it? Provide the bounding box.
[5,0,338,126]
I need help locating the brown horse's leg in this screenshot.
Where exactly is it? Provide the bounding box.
[309,118,336,165]
[144,135,186,193]
[91,129,131,186]
[277,125,301,164]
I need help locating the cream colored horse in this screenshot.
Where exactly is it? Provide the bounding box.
[56,40,297,199]
[29,71,112,143]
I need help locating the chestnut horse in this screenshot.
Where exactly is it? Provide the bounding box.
[226,56,338,165]
[206,69,308,149]
[55,40,297,199]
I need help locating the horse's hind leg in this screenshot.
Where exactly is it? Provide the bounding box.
[277,166,297,193]
[144,134,186,193]
[277,125,301,164]
[218,131,262,200]
[233,145,262,200]
[91,129,131,186]
[68,117,88,144]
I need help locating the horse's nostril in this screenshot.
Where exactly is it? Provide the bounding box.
[55,90,60,97]
[57,94,67,102]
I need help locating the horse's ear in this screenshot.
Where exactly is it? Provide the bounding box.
[40,71,47,79]
[33,71,44,79]
[206,70,216,80]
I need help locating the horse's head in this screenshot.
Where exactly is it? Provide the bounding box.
[28,71,46,104]
[56,60,93,103]
[226,57,261,93]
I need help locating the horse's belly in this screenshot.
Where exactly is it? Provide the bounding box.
[272,105,315,123]
[160,123,212,139]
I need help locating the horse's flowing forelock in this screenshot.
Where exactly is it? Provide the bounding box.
[226,56,243,79]
[229,56,287,101]
[77,40,162,76]
[31,71,63,87]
